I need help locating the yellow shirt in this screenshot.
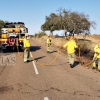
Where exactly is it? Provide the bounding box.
[24,38,31,48]
[63,40,78,54]
[94,45,100,58]
[47,38,51,44]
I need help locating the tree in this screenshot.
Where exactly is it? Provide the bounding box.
[41,13,59,36]
[0,20,5,33]
[41,8,96,36]
[0,20,6,38]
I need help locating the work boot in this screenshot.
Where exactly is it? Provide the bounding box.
[27,58,31,62]
[70,64,74,68]
[47,51,50,53]
[92,67,98,73]
[92,67,96,69]
[92,66,97,69]
[24,60,27,63]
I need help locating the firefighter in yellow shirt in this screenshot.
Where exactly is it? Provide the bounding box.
[24,33,31,63]
[92,41,100,71]
[63,36,78,68]
[46,35,51,53]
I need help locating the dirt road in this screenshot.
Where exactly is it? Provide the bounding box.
[0,39,100,100]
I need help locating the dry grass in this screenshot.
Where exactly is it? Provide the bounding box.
[34,35,100,48]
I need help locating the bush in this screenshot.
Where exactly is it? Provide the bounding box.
[34,33,38,37]
[34,32,46,38]
[75,39,92,56]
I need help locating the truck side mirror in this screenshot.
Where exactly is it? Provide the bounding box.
[26,28,28,33]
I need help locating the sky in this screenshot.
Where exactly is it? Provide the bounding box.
[0,0,100,35]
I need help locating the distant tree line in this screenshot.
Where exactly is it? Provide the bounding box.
[41,8,96,36]
[34,31,47,38]
[0,20,6,34]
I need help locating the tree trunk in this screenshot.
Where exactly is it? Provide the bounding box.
[64,28,67,37]
[50,31,53,37]
[83,34,86,39]
[65,31,67,36]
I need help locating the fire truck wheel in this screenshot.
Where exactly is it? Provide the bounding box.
[2,49,6,53]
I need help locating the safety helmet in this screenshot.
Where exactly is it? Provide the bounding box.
[25,33,29,37]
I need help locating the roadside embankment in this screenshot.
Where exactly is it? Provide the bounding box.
[32,35,100,68]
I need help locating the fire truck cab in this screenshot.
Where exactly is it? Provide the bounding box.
[0,22,28,52]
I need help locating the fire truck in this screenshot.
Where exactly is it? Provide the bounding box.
[0,22,28,52]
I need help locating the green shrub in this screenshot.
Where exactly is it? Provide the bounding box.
[34,33,38,37]
[75,39,92,56]
[34,32,46,38]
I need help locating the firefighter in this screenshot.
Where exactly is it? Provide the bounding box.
[63,36,78,68]
[92,41,100,71]
[46,35,51,53]
[24,33,31,63]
